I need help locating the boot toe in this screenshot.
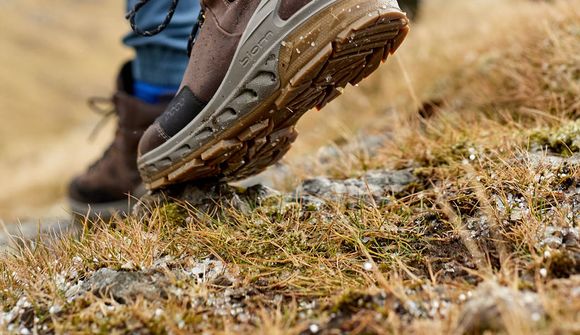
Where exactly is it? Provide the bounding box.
[138,122,169,157]
[68,175,124,205]
[67,176,86,203]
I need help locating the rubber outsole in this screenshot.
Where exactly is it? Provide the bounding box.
[141,3,409,189]
[68,185,146,220]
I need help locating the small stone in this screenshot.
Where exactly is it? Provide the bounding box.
[121,261,135,270]
[363,262,373,271]
[309,324,320,333]
[455,282,544,334]
[77,268,170,303]
[297,169,416,205]
[539,268,548,277]
[49,304,62,315]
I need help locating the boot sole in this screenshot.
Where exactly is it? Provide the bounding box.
[138,0,409,189]
[68,185,146,219]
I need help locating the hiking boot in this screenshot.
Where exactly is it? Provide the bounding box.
[137,0,410,189]
[400,0,421,20]
[68,62,168,218]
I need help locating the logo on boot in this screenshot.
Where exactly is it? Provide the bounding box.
[240,31,274,68]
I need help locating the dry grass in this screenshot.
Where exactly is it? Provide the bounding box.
[1,0,580,334]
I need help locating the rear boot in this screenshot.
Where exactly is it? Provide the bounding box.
[68,62,168,218]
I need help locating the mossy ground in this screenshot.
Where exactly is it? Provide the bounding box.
[1,0,579,334]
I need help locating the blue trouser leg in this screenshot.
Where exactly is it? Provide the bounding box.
[123,0,200,87]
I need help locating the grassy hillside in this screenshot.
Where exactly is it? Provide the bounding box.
[1,0,579,334]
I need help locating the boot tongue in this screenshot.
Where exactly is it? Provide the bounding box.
[116,61,135,95]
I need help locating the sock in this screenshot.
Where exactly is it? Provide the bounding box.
[133,81,180,104]
[131,45,190,104]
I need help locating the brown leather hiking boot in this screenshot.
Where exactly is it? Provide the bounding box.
[68,62,167,218]
[137,0,409,189]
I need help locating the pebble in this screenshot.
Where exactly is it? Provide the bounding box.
[363,262,373,271]
[309,324,320,333]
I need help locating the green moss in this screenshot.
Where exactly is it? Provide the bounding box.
[531,120,580,156]
[158,203,188,226]
[425,139,481,167]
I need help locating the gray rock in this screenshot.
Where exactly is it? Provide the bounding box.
[296,168,417,205]
[238,133,392,189]
[296,194,326,211]
[66,258,232,304]
[75,268,169,303]
[134,183,279,218]
[465,215,491,239]
[540,226,579,249]
[134,168,417,219]
[455,281,544,334]
[527,152,580,167]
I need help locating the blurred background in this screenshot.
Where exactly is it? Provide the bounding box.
[0,0,131,220]
[0,0,575,222]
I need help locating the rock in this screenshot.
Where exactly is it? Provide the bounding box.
[454,281,544,334]
[527,152,580,167]
[238,133,392,189]
[465,215,491,239]
[296,194,326,211]
[540,226,579,249]
[0,297,35,331]
[296,168,417,205]
[66,258,233,304]
[74,268,169,303]
[135,168,416,217]
[134,183,279,218]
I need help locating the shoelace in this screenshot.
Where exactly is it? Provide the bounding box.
[126,0,205,56]
[83,97,118,171]
[87,97,116,141]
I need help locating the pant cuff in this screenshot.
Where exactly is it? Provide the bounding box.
[132,45,189,87]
